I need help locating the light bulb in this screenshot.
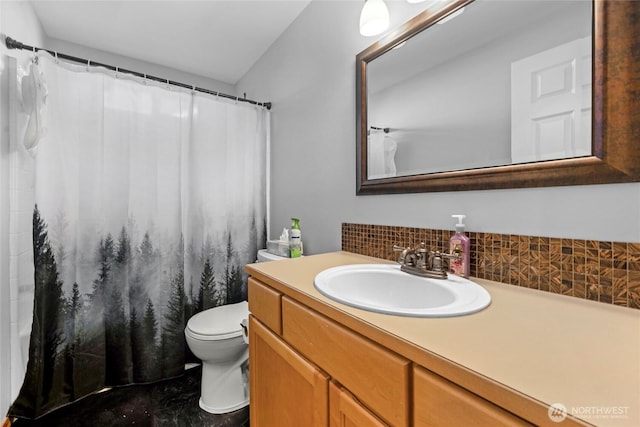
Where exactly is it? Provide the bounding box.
[359,0,390,37]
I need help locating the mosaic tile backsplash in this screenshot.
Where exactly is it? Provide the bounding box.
[342,223,640,310]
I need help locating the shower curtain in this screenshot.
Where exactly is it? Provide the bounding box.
[7,53,267,419]
[367,130,397,179]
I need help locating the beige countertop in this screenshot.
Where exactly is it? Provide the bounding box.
[246,251,640,427]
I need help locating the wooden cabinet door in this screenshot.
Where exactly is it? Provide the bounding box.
[283,297,410,427]
[330,382,388,427]
[249,315,329,427]
[414,366,533,427]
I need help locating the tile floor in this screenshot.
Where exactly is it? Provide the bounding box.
[11,366,249,427]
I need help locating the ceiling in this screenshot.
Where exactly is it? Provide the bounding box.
[29,0,312,85]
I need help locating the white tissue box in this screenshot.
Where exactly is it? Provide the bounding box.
[267,240,290,258]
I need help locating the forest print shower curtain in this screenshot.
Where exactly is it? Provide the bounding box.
[9,54,267,419]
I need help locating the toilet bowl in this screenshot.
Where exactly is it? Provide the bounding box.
[185,301,249,414]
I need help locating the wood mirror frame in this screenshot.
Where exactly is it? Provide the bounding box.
[356,0,640,195]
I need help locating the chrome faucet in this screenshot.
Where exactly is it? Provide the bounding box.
[393,243,460,279]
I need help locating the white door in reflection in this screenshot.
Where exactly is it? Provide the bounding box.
[511,36,592,163]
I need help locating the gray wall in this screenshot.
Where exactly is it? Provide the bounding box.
[238,0,640,254]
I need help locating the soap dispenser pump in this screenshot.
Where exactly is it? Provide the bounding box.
[449,214,470,278]
[289,217,302,258]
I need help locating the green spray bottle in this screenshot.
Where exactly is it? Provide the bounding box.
[289,217,302,258]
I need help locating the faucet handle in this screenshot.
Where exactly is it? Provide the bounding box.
[393,243,427,252]
[393,244,422,266]
[433,251,461,273]
[393,245,411,264]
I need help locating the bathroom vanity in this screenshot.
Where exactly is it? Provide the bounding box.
[245,252,639,426]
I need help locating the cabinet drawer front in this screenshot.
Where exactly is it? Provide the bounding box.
[414,366,533,427]
[283,297,410,427]
[248,278,282,335]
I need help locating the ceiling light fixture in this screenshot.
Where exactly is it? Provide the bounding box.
[359,0,390,37]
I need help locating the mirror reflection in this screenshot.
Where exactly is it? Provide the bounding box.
[366,0,592,180]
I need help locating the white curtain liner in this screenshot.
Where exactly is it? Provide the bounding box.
[34,51,267,110]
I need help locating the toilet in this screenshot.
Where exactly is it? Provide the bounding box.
[256,248,289,262]
[185,301,249,414]
[184,249,290,414]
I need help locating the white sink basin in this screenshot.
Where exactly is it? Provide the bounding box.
[314,264,491,317]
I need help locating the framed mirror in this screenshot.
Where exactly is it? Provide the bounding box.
[356,0,640,195]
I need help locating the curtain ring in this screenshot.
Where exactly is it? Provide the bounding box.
[115,66,119,78]
[54,51,59,63]
[87,59,91,72]
[143,74,147,85]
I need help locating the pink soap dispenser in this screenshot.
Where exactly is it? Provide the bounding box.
[449,214,470,278]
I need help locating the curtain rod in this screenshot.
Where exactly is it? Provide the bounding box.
[4,36,271,110]
[370,126,390,133]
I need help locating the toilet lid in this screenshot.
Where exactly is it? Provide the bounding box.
[186,301,248,341]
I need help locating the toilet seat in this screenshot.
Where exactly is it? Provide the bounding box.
[257,249,288,262]
[186,301,248,341]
